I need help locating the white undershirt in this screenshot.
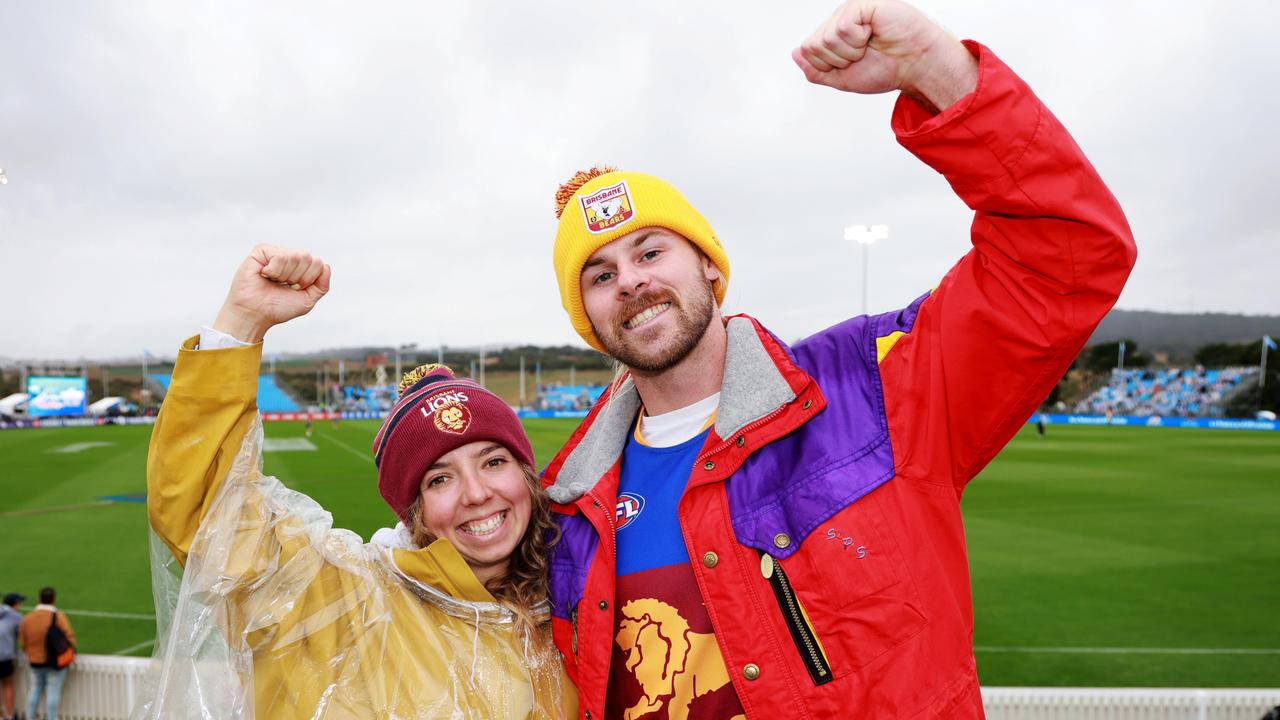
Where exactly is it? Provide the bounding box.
[198,326,253,350]
[637,392,720,448]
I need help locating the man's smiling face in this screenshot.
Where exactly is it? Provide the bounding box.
[579,227,721,374]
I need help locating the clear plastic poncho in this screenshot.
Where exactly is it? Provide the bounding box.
[135,419,572,720]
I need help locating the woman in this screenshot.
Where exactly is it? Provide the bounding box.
[138,246,574,719]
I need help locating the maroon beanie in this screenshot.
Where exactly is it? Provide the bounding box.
[372,364,534,524]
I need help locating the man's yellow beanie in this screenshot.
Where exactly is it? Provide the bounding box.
[552,167,730,352]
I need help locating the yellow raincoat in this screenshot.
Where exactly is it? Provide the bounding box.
[140,338,575,719]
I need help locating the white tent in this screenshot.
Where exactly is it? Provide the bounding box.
[87,396,125,416]
[0,393,29,418]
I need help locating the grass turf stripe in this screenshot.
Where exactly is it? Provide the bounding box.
[976,646,1280,655]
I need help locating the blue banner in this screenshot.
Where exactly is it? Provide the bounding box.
[1033,414,1278,431]
[517,409,590,419]
[0,416,158,431]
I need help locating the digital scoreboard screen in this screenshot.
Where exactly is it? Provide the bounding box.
[26,376,88,417]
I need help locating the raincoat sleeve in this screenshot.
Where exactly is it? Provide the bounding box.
[876,42,1137,493]
[146,336,262,566]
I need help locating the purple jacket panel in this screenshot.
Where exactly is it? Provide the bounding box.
[549,511,597,621]
[871,290,931,340]
[727,314,892,560]
[724,290,928,558]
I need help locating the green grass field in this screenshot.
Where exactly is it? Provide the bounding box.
[1,420,1276,687]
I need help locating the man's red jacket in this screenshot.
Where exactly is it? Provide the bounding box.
[542,42,1136,719]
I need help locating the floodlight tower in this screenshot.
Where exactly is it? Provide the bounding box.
[843,224,889,316]
[394,343,417,386]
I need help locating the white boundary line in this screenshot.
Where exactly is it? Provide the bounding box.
[975,645,1280,655]
[111,638,155,656]
[63,609,155,620]
[318,430,374,463]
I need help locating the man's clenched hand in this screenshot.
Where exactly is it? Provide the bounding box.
[792,0,978,113]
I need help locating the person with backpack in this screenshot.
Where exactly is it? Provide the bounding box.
[18,587,75,720]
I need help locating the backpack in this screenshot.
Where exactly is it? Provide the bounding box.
[44,612,75,669]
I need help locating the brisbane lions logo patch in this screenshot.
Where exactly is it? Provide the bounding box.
[616,492,644,530]
[419,390,472,434]
[581,181,635,234]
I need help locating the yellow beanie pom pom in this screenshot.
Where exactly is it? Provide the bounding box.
[554,166,618,219]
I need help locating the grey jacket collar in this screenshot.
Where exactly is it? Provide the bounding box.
[546,316,798,503]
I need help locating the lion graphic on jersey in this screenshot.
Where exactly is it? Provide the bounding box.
[615,598,744,720]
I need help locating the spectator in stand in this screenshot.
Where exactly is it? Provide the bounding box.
[19,587,75,720]
[0,593,24,720]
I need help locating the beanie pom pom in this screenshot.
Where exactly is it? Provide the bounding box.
[398,363,451,398]
[554,165,618,219]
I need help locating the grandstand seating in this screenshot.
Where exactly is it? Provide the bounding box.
[331,382,610,413]
[1074,366,1256,418]
[537,383,606,412]
[338,384,396,413]
[257,375,300,412]
[151,372,300,412]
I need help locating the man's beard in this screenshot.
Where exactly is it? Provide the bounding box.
[597,279,716,375]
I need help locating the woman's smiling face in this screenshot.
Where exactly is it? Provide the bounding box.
[417,441,533,585]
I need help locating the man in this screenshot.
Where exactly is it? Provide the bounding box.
[0,593,23,720]
[541,1,1135,718]
[19,587,75,720]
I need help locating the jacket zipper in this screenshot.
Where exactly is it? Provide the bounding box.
[693,403,788,467]
[585,488,618,560]
[761,552,833,686]
[570,606,579,656]
[574,488,616,661]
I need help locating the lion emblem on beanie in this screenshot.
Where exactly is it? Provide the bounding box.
[419,389,473,435]
[436,404,470,433]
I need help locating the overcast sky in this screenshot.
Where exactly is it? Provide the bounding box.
[2,0,1277,362]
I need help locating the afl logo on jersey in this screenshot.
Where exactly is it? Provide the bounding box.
[616,492,645,530]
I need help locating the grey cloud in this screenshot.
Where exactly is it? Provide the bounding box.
[1,1,1276,359]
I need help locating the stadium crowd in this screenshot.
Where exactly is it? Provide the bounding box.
[1074,366,1256,418]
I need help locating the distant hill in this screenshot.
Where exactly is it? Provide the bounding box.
[1090,310,1280,361]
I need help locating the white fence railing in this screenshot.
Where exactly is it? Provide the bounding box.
[11,655,151,719]
[982,687,1280,720]
[10,656,1279,719]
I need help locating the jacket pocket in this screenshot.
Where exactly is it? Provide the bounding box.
[760,551,833,686]
[785,488,927,676]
